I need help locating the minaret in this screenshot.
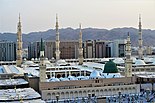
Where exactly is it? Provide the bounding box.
[16,14,22,67]
[138,14,143,59]
[78,24,84,65]
[39,38,46,82]
[125,32,133,77]
[55,14,60,61]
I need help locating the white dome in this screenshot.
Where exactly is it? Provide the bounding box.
[35,58,38,61]
[57,60,66,63]
[56,59,67,66]
[151,58,155,63]
[90,70,101,78]
[101,58,109,62]
[68,76,78,80]
[49,77,60,82]
[131,57,137,63]
[113,58,124,64]
[23,61,34,65]
[135,59,146,65]
[144,57,152,63]
[102,73,122,78]
[31,58,34,61]
[77,76,89,80]
[44,60,51,64]
[59,77,69,81]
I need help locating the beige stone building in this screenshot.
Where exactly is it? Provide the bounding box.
[39,77,140,100]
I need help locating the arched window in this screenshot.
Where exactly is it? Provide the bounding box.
[47,93,51,100]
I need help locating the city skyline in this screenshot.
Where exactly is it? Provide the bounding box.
[0,0,155,33]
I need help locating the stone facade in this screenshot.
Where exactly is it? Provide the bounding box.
[39,77,140,100]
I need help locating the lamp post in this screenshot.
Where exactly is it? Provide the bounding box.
[146,88,150,102]
[152,78,154,94]
[88,93,91,103]
[140,77,142,91]
[56,95,59,103]
[118,91,121,103]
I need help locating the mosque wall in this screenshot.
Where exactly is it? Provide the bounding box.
[41,84,140,100]
[39,77,134,91]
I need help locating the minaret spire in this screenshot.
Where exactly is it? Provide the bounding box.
[16,13,22,67]
[78,23,84,65]
[40,38,44,57]
[39,38,46,82]
[55,14,60,61]
[19,13,21,22]
[125,32,132,77]
[138,14,143,59]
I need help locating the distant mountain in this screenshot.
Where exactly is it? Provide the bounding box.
[0,27,155,48]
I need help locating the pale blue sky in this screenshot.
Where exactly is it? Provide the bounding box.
[0,0,155,33]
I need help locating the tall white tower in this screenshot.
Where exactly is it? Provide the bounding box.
[16,14,22,67]
[78,24,84,65]
[39,38,46,82]
[138,14,143,59]
[55,14,60,61]
[125,32,133,77]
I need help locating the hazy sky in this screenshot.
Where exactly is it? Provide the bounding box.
[0,0,155,33]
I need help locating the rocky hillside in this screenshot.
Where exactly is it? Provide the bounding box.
[0,27,155,48]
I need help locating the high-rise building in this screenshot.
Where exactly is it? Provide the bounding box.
[28,39,126,60]
[28,42,40,60]
[107,39,127,57]
[28,40,79,60]
[83,40,95,58]
[0,41,16,61]
[59,41,79,59]
[95,40,107,58]
[83,40,109,58]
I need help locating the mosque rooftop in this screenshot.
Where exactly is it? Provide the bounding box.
[0,78,28,86]
[0,65,23,74]
[134,72,155,78]
[6,56,155,82]
[0,88,41,102]
[5,99,45,103]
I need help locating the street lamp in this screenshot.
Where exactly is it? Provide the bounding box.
[118,91,121,103]
[146,88,150,102]
[151,78,154,94]
[88,93,91,103]
[56,95,59,103]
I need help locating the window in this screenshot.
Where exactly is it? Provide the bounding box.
[95,80,99,83]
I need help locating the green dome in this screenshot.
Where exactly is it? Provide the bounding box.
[103,60,118,73]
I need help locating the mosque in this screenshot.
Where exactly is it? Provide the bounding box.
[2,14,155,102]
[19,15,155,102]
[35,15,139,101]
